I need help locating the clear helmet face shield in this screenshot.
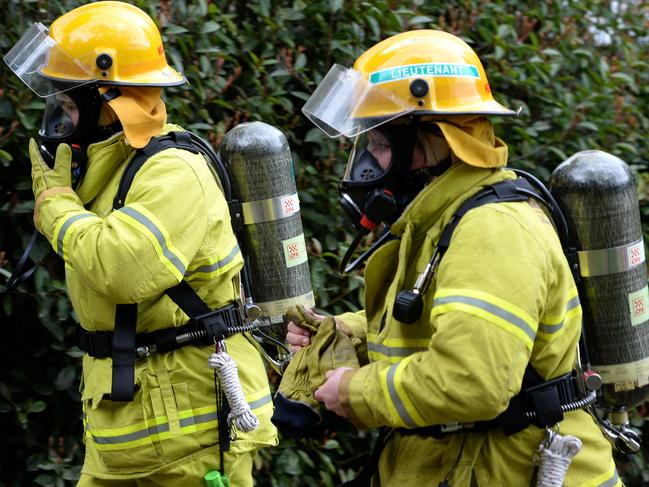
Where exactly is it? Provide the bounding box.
[302,64,413,138]
[40,92,81,140]
[3,22,93,97]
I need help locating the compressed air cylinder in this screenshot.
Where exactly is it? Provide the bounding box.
[550,150,649,410]
[219,122,315,326]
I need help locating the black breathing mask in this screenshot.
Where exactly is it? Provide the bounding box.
[36,84,109,185]
[337,122,453,273]
[338,124,418,232]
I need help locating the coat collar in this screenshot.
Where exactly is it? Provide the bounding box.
[76,131,132,204]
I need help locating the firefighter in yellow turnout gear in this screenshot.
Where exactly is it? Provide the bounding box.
[286,30,621,486]
[8,2,277,485]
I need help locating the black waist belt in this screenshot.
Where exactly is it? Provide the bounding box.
[79,291,245,402]
[345,371,593,486]
[78,303,244,359]
[406,372,590,439]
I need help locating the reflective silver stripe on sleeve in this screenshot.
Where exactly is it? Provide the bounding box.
[119,206,186,276]
[566,295,580,311]
[578,238,645,277]
[241,192,300,224]
[56,213,96,257]
[539,295,580,335]
[433,295,536,342]
[185,244,241,276]
[387,363,417,428]
[368,342,427,358]
[538,321,562,334]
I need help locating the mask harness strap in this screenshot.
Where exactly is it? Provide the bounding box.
[5,229,39,292]
[340,229,396,274]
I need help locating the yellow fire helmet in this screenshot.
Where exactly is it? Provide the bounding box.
[303,30,520,138]
[4,1,185,97]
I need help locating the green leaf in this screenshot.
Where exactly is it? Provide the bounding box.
[305,128,325,144]
[200,21,220,34]
[576,121,599,132]
[611,72,637,91]
[55,366,76,390]
[0,381,12,401]
[270,69,291,78]
[0,149,13,162]
[28,400,46,413]
[614,142,638,155]
[547,146,568,161]
[62,466,81,481]
[296,449,315,468]
[541,48,561,57]
[35,474,54,487]
[3,294,12,316]
[164,25,189,35]
[410,15,433,25]
[330,0,343,12]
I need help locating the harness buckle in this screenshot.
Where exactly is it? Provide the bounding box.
[191,304,244,343]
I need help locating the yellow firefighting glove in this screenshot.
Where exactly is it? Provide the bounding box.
[272,305,360,438]
[29,138,72,199]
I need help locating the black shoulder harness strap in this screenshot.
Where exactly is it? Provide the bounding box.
[109,132,234,402]
[113,131,200,210]
[437,171,570,258]
[432,172,581,435]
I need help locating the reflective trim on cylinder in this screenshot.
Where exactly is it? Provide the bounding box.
[241,192,300,224]
[592,355,649,389]
[254,291,315,323]
[578,238,645,277]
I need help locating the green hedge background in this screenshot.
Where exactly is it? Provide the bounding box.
[0,0,647,485]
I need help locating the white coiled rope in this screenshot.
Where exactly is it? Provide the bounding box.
[208,349,259,433]
[536,430,582,487]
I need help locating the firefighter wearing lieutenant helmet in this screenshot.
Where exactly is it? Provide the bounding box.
[5,2,277,486]
[287,30,620,486]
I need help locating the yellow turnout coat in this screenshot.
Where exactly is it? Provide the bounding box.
[35,124,277,479]
[338,162,620,487]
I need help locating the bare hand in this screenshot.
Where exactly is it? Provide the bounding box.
[286,321,311,353]
[285,308,326,353]
[314,367,354,417]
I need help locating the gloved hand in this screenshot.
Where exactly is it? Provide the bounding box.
[272,305,360,438]
[29,138,72,199]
